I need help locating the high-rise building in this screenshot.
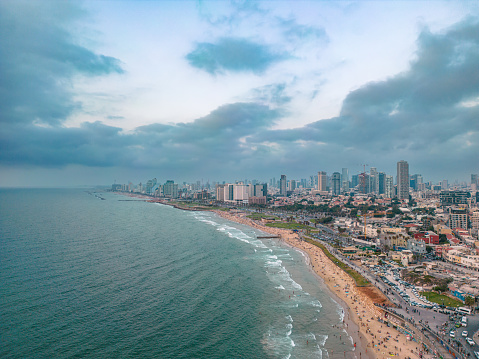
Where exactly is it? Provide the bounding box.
[472,174,479,186]
[280,175,287,196]
[439,191,469,206]
[396,160,409,200]
[163,180,178,198]
[332,172,341,195]
[441,180,448,190]
[369,167,378,194]
[317,171,327,192]
[378,172,386,195]
[385,175,394,198]
[359,173,369,194]
[449,207,468,230]
[216,184,227,201]
[290,180,296,191]
[471,211,479,236]
[301,179,307,188]
[351,174,359,188]
[341,168,349,193]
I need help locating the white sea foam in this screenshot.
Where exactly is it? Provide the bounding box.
[286,315,293,322]
[286,323,292,336]
[265,259,283,268]
[310,300,322,308]
[338,307,345,322]
[317,334,328,346]
[275,285,285,290]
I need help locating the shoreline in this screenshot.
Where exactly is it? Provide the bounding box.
[114,194,426,358]
[211,209,375,358]
[209,209,426,359]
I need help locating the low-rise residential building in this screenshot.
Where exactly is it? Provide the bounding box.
[401,250,415,266]
[407,239,427,254]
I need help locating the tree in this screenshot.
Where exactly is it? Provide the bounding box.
[439,233,448,244]
[465,296,475,307]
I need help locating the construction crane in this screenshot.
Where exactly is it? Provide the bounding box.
[358,211,385,239]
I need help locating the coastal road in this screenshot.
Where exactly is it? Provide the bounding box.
[308,234,478,358]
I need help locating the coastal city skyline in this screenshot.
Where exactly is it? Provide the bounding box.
[111,159,479,203]
[1,1,478,187]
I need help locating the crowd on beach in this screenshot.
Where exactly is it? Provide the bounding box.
[213,210,428,359]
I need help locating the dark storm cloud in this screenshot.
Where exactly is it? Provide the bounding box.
[1,103,282,171]
[246,17,479,179]
[186,37,287,75]
[0,1,123,127]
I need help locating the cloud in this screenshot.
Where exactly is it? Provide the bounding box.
[249,83,292,106]
[1,6,477,184]
[0,1,124,127]
[245,17,479,179]
[186,37,287,75]
[278,18,328,42]
[1,102,282,173]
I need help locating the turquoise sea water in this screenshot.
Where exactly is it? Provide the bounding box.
[0,189,355,358]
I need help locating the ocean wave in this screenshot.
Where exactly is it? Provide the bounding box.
[318,334,328,346]
[286,323,293,336]
[310,300,322,308]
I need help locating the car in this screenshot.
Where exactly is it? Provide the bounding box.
[475,351,479,359]
[467,337,475,346]
[450,331,455,338]
[462,331,468,337]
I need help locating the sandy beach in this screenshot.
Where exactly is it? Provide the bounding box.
[213,210,426,359]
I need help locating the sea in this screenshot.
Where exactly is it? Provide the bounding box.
[0,188,355,358]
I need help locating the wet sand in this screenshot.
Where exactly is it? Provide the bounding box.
[213,210,425,359]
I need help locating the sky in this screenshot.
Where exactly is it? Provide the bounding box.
[1,0,479,187]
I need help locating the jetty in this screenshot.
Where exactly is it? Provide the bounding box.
[257,235,280,239]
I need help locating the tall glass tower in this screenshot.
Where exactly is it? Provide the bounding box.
[341,168,349,193]
[396,160,409,200]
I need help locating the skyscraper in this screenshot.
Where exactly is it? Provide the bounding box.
[163,180,178,198]
[341,168,349,193]
[378,172,386,195]
[280,175,287,196]
[317,171,327,191]
[370,167,378,194]
[396,160,409,200]
[385,175,394,198]
[332,172,341,195]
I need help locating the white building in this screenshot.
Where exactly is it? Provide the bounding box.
[407,238,427,254]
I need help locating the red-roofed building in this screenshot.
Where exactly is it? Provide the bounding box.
[450,238,461,245]
[414,231,439,245]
